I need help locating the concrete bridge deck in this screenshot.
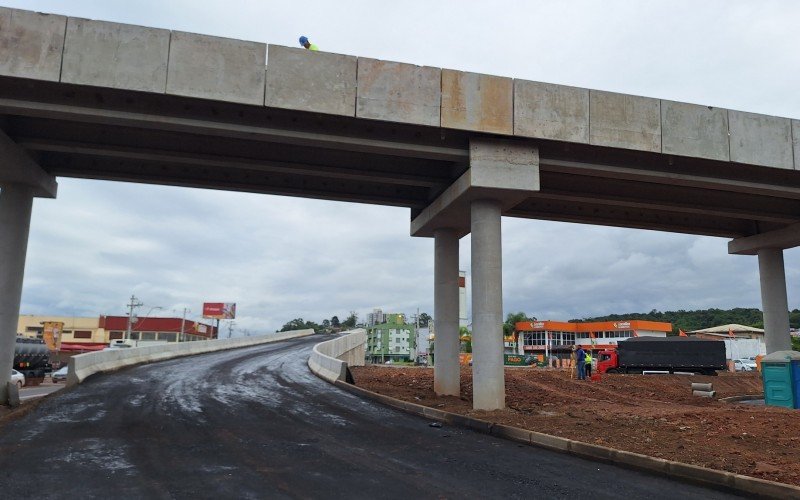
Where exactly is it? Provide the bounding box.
[1,6,799,240]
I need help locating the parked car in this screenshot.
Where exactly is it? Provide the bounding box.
[11,369,25,389]
[52,366,68,383]
[734,358,757,372]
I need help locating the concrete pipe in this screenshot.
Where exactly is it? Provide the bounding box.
[691,382,713,392]
[692,390,716,398]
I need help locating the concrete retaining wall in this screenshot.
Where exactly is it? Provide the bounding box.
[2,6,800,170]
[307,329,366,383]
[66,329,314,386]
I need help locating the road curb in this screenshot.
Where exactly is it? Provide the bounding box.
[331,379,800,499]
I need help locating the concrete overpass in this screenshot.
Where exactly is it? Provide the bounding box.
[1,7,799,409]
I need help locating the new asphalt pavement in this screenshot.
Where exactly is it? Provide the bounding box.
[0,335,743,499]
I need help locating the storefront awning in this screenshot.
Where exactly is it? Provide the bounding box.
[59,342,106,352]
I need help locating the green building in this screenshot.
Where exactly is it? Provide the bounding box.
[366,313,417,363]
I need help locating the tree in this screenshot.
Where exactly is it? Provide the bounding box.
[280,318,321,333]
[570,307,770,335]
[503,312,536,337]
[460,326,472,353]
[330,316,340,328]
[322,319,331,329]
[341,311,358,329]
[418,312,432,328]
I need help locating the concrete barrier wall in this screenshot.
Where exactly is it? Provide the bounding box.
[2,6,799,171]
[66,329,314,386]
[61,17,170,92]
[307,329,366,383]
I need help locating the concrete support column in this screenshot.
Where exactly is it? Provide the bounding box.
[470,199,504,410]
[0,184,34,404]
[758,248,792,353]
[433,228,460,396]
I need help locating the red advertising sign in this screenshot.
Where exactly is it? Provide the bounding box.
[203,302,236,319]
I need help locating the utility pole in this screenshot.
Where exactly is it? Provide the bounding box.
[227,321,235,338]
[414,307,420,364]
[179,307,189,343]
[125,295,143,341]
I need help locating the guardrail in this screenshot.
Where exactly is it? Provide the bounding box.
[67,329,314,386]
[307,329,366,382]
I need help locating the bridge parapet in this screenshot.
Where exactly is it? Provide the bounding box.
[2,6,798,172]
[66,329,314,387]
[308,330,366,383]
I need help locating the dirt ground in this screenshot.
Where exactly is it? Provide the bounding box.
[351,366,800,486]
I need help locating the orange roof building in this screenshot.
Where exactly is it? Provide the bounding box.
[514,319,672,358]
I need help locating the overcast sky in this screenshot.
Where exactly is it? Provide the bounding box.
[4,0,800,334]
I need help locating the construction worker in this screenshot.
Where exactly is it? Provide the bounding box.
[298,36,319,51]
[575,345,586,380]
[584,349,593,378]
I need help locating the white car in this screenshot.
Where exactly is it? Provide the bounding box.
[52,366,69,383]
[11,369,25,389]
[734,359,757,372]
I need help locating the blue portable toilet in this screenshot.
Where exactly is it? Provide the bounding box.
[761,350,800,409]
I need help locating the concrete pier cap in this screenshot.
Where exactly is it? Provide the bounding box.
[728,222,800,256]
[0,130,57,198]
[410,138,539,238]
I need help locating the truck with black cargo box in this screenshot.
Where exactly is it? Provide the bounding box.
[596,337,727,375]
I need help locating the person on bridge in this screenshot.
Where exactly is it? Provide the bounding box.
[575,345,586,380]
[299,36,319,51]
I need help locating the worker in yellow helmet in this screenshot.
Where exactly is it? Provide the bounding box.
[584,349,593,378]
[299,36,319,51]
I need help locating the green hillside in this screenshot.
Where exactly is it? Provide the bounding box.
[569,308,800,335]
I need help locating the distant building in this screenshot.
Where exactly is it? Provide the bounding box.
[366,308,385,327]
[366,313,416,363]
[416,326,431,363]
[16,314,217,362]
[514,320,672,361]
[688,324,767,359]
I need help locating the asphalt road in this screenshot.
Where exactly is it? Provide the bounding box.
[19,381,64,401]
[0,335,743,499]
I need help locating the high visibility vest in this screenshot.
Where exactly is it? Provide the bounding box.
[308,43,319,51]
[585,353,592,364]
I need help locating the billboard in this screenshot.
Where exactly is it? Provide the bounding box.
[203,302,236,319]
[42,321,64,350]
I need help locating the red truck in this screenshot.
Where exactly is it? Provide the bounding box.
[596,337,726,375]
